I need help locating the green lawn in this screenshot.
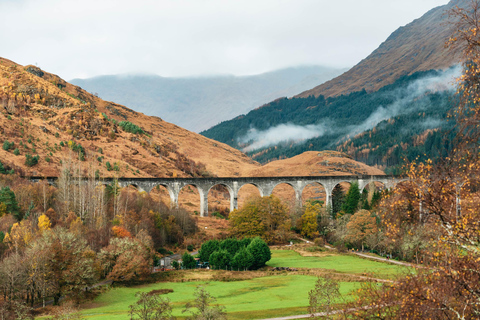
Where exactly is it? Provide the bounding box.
[76,250,404,319]
[268,250,406,278]
[81,275,360,319]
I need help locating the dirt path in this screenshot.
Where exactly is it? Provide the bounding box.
[352,251,413,267]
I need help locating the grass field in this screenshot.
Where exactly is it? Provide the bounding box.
[268,250,406,279]
[74,249,405,319]
[81,275,360,319]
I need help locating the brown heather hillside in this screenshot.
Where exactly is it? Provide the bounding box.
[0,57,260,178]
[0,57,383,183]
[297,0,465,98]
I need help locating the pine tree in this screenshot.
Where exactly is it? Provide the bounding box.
[342,182,361,215]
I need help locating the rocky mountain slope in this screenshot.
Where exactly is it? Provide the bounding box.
[297,0,465,98]
[0,57,381,179]
[70,66,344,132]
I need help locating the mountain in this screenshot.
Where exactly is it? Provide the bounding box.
[70,66,344,132]
[201,66,459,172]
[297,0,464,98]
[0,57,381,180]
[201,0,466,172]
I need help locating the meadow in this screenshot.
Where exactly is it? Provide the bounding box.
[77,250,406,319]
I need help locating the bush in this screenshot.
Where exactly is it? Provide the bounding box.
[2,140,14,151]
[247,237,271,270]
[199,239,220,262]
[209,249,231,270]
[25,154,39,167]
[182,252,197,269]
[0,161,5,174]
[118,121,144,134]
[13,148,19,155]
[187,244,194,252]
[106,161,112,171]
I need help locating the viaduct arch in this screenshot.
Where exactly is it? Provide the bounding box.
[33,175,405,217]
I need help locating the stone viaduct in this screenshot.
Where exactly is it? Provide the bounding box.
[34,175,405,217]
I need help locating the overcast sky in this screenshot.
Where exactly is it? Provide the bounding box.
[0,0,450,80]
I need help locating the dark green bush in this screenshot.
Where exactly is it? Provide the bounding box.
[25,154,39,167]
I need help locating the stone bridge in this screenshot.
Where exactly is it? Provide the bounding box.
[34,175,404,217]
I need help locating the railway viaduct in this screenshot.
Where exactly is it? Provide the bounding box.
[33,175,405,217]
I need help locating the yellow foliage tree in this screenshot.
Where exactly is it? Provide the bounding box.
[300,202,321,239]
[38,214,51,232]
[4,220,33,251]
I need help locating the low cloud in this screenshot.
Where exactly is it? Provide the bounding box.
[240,123,327,152]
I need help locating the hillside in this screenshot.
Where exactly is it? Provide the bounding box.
[0,57,260,178]
[201,68,458,171]
[0,57,381,180]
[297,0,464,98]
[70,66,344,132]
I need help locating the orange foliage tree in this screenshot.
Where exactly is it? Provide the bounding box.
[348,1,480,317]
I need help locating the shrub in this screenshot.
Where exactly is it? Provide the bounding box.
[106,161,112,171]
[25,154,39,167]
[0,161,5,174]
[118,121,144,134]
[187,244,194,252]
[2,140,14,151]
[45,156,51,163]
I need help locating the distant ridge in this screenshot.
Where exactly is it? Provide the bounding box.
[71,66,344,132]
[297,0,465,98]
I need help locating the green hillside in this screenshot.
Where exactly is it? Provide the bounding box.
[201,68,459,172]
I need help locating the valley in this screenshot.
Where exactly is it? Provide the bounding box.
[1,0,480,319]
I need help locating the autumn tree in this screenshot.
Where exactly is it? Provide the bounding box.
[229,195,291,244]
[299,202,321,239]
[36,228,97,305]
[344,209,377,251]
[129,291,174,320]
[347,2,480,315]
[99,230,154,283]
